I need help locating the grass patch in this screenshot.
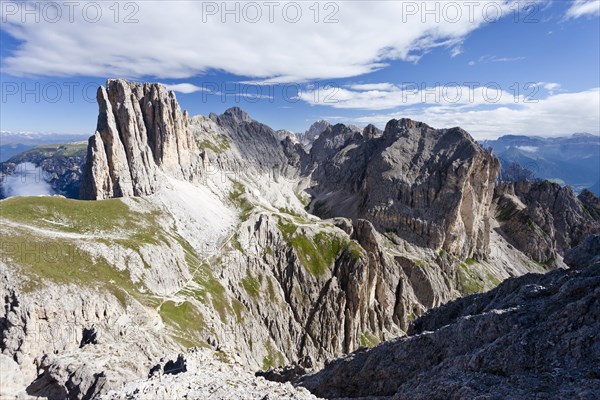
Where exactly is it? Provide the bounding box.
[232,299,245,323]
[159,300,205,346]
[241,270,260,298]
[0,196,220,347]
[0,196,144,233]
[534,257,555,270]
[2,227,144,299]
[464,258,477,266]
[186,263,233,324]
[160,300,205,333]
[232,233,245,254]
[359,331,380,348]
[215,350,231,364]
[486,273,502,287]
[296,192,312,208]
[348,241,364,260]
[457,263,485,295]
[267,277,277,302]
[196,134,230,153]
[12,142,88,160]
[262,341,285,371]
[277,217,362,275]
[228,181,253,221]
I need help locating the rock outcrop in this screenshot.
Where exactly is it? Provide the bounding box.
[80,79,202,199]
[296,241,600,399]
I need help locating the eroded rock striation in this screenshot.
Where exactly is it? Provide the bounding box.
[80,79,201,199]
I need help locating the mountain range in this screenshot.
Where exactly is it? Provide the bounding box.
[481,133,600,194]
[1,80,599,399]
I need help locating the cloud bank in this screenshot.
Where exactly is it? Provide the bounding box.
[2,1,524,81]
[347,88,600,139]
[1,162,55,197]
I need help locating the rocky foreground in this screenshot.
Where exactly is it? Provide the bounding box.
[292,235,600,400]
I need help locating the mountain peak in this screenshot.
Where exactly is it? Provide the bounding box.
[223,107,252,123]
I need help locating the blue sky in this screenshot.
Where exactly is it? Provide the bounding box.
[1,0,599,139]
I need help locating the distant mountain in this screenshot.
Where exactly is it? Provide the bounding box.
[0,131,89,162]
[275,120,332,148]
[0,143,35,162]
[481,133,600,194]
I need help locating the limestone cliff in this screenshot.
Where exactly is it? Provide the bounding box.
[80,80,201,199]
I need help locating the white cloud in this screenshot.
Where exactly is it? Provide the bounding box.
[1,162,55,197]
[515,145,539,152]
[1,1,525,81]
[348,88,600,139]
[163,83,205,94]
[535,82,561,94]
[565,0,600,19]
[299,83,524,110]
[347,83,397,91]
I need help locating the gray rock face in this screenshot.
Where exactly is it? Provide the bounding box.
[297,252,600,400]
[207,106,290,175]
[306,119,500,260]
[302,120,332,147]
[564,234,600,269]
[80,80,202,199]
[493,180,600,265]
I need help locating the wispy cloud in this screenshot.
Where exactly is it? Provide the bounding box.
[535,82,561,95]
[516,145,539,153]
[346,83,397,91]
[1,162,55,197]
[468,55,525,65]
[565,0,600,19]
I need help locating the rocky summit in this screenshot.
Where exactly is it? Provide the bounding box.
[2,80,599,400]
